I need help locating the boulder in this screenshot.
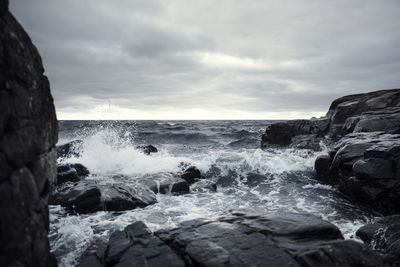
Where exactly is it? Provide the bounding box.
[79,212,383,267]
[0,1,58,266]
[49,181,157,214]
[56,139,83,158]
[136,144,158,155]
[56,163,89,185]
[314,155,332,182]
[181,166,202,184]
[357,215,400,266]
[147,178,190,194]
[78,221,185,267]
[57,168,80,185]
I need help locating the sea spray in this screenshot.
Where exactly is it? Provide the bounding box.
[51,120,375,266]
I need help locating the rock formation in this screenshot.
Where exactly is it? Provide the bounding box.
[262,89,400,265]
[78,212,384,267]
[262,89,400,150]
[261,89,400,215]
[0,0,58,266]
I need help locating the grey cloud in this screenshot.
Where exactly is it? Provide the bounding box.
[9,0,400,119]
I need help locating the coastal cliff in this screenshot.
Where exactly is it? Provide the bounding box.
[0,0,58,266]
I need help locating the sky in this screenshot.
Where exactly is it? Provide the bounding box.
[10,0,400,120]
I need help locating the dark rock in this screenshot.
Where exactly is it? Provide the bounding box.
[261,118,329,149]
[357,215,400,266]
[261,89,400,150]
[136,144,158,155]
[58,163,89,177]
[81,212,383,267]
[56,163,89,185]
[316,133,400,215]
[147,178,190,194]
[49,181,157,214]
[56,139,83,158]
[327,89,400,136]
[261,89,400,215]
[0,2,58,266]
[76,239,107,267]
[314,155,332,182]
[78,221,185,267]
[70,163,90,177]
[181,166,202,184]
[57,168,80,185]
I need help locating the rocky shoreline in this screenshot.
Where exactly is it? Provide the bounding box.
[262,88,400,266]
[1,0,400,265]
[69,89,400,267]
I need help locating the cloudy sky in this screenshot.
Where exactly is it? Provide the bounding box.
[10,0,400,120]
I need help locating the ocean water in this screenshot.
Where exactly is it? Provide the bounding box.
[50,120,376,266]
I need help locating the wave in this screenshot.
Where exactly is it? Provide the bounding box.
[52,121,375,267]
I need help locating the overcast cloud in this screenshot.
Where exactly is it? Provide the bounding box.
[10,0,400,119]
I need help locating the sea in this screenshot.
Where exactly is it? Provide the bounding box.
[50,120,376,266]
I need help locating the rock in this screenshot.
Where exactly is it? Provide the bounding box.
[56,163,89,185]
[0,1,58,266]
[80,212,383,267]
[314,155,332,182]
[261,118,329,149]
[136,144,158,155]
[357,215,400,266]
[261,89,400,215]
[70,163,90,177]
[181,166,202,184]
[49,181,157,214]
[58,163,89,177]
[315,133,400,214]
[147,178,190,194]
[78,221,185,267]
[327,89,400,136]
[57,168,80,185]
[136,173,190,195]
[261,89,400,150]
[56,139,83,158]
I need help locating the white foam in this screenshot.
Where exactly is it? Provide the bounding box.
[62,129,189,176]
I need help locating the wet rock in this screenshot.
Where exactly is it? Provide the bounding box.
[57,163,89,185]
[261,118,329,149]
[147,178,190,194]
[181,166,202,184]
[57,168,80,185]
[80,212,383,267]
[58,163,89,177]
[357,215,400,266]
[261,89,400,215]
[78,221,185,267]
[49,181,157,214]
[327,89,400,136]
[315,133,400,215]
[261,89,400,150]
[136,144,158,155]
[56,139,83,158]
[71,163,90,177]
[314,155,332,182]
[0,2,58,266]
